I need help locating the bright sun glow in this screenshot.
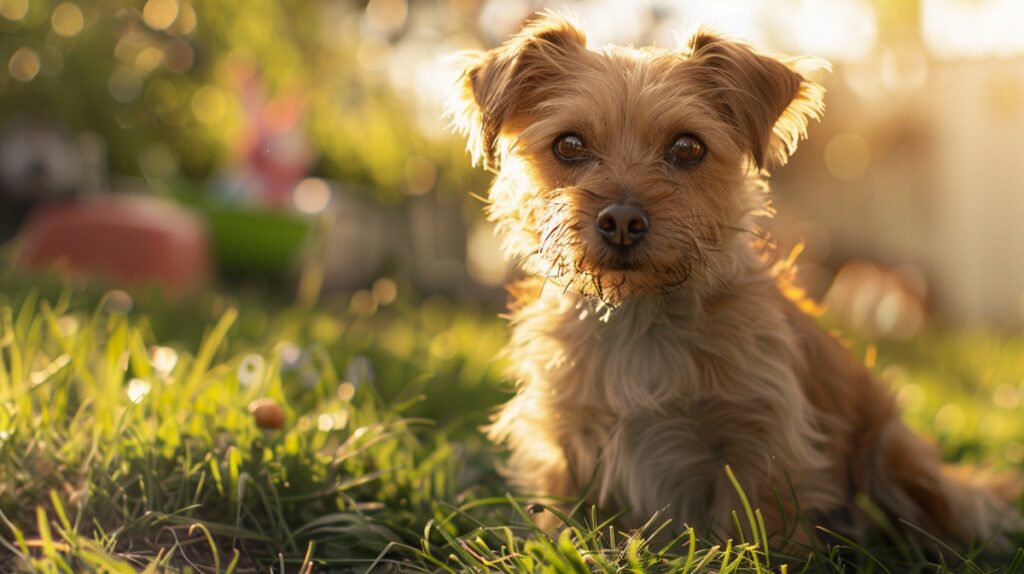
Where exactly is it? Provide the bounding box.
[922,0,1024,58]
[571,0,876,61]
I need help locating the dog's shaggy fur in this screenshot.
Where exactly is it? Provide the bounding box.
[448,12,1019,546]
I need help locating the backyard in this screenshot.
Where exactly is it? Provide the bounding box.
[3,0,1024,572]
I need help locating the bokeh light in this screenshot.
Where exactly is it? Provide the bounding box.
[372,277,398,305]
[293,178,332,214]
[843,44,929,104]
[51,3,85,38]
[364,0,407,35]
[934,403,965,434]
[895,382,925,410]
[8,47,41,82]
[337,382,356,401]
[350,290,377,316]
[102,290,134,314]
[824,133,871,181]
[135,46,165,72]
[143,0,179,31]
[0,0,28,21]
[169,1,196,35]
[403,156,436,195]
[191,85,226,124]
[164,38,194,73]
[827,262,927,340]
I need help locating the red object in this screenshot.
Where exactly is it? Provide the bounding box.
[17,196,211,296]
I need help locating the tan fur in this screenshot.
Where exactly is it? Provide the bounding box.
[448,12,1020,547]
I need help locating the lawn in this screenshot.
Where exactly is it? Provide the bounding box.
[1,269,1024,573]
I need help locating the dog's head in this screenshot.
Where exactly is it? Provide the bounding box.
[448,12,827,304]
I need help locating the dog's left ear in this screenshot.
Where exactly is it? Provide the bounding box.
[687,31,828,169]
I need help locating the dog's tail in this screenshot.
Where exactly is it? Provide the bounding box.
[939,462,1022,545]
[871,420,1022,548]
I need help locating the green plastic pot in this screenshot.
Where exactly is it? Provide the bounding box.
[201,205,311,275]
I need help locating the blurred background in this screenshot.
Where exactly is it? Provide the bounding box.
[2,0,1024,338]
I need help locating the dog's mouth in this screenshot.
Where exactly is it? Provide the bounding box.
[537,232,701,304]
[597,246,645,272]
[602,256,640,272]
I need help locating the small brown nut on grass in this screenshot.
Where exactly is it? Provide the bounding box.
[249,398,285,430]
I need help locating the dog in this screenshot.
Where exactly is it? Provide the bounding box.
[447,12,1019,548]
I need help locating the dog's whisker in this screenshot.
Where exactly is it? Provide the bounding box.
[724,225,769,240]
[511,250,541,271]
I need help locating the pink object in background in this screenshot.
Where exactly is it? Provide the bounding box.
[16,196,212,297]
[231,65,314,209]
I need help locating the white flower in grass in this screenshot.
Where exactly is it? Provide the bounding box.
[317,411,349,432]
[237,354,265,388]
[127,378,151,404]
[150,346,179,377]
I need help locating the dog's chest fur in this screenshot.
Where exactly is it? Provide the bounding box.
[491,272,836,529]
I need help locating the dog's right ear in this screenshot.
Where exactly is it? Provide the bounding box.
[686,30,827,170]
[446,12,586,171]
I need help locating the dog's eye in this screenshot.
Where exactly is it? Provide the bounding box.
[668,135,706,167]
[553,133,588,163]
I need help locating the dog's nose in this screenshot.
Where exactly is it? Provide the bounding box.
[596,203,649,247]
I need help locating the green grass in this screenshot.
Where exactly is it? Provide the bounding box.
[1,270,1023,573]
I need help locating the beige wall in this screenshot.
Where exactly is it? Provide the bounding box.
[772,56,1024,326]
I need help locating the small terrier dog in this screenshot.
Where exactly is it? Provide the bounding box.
[448,12,1018,546]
